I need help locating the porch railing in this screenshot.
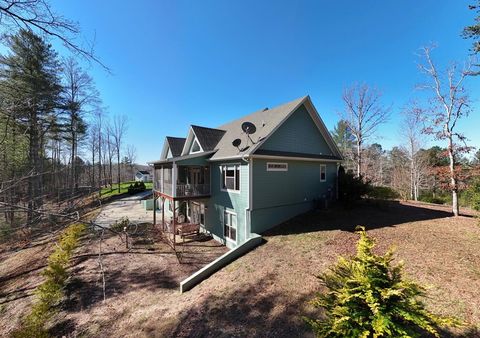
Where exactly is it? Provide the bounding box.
[154,182,209,198]
[176,183,210,197]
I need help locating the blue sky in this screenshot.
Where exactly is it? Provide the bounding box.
[48,0,479,164]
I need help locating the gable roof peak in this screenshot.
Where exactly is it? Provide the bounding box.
[165,136,186,157]
[188,125,226,152]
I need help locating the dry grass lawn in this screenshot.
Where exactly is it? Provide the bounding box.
[1,200,480,337]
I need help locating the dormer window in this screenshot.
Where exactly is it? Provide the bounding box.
[190,139,201,153]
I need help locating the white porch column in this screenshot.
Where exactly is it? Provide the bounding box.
[172,161,177,197]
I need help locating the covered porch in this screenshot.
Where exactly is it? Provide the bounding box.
[152,151,213,199]
[153,192,210,250]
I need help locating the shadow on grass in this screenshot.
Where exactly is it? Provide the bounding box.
[153,275,318,338]
[265,200,456,237]
[437,326,480,338]
[63,265,179,314]
[63,228,227,312]
[162,274,478,338]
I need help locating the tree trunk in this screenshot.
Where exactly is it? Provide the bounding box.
[91,144,95,188]
[117,149,121,193]
[447,135,459,216]
[27,110,41,224]
[98,131,102,189]
[356,139,362,177]
[70,119,76,198]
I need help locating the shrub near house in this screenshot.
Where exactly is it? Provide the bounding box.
[304,227,458,338]
[128,181,146,195]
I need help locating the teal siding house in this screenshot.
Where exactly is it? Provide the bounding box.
[150,96,343,249]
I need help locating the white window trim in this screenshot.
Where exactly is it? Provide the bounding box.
[320,164,327,182]
[189,138,203,154]
[266,162,288,172]
[220,164,241,194]
[224,210,237,244]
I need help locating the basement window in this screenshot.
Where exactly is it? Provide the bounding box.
[266,162,288,171]
[224,211,237,242]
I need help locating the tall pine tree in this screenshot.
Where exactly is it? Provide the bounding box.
[0,29,62,223]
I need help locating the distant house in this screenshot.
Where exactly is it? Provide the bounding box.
[149,96,343,248]
[135,170,152,182]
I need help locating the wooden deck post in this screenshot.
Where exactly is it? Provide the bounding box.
[153,194,157,225]
[161,197,165,231]
[172,199,176,249]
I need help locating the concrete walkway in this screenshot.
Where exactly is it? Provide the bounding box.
[95,191,158,228]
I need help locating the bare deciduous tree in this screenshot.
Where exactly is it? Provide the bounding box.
[62,57,99,196]
[401,104,428,201]
[417,45,476,216]
[0,0,108,69]
[340,83,391,177]
[108,115,128,192]
[125,144,137,180]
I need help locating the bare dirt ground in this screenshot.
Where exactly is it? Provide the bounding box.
[1,200,480,337]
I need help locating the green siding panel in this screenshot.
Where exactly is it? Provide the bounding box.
[251,159,337,233]
[205,161,249,248]
[251,203,312,233]
[259,104,333,156]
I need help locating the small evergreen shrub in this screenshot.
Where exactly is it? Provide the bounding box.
[338,167,371,208]
[461,179,480,211]
[304,227,458,338]
[367,186,400,200]
[128,181,146,195]
[12,223,85,338]
[418,195,447,205]
[111,216,130,232]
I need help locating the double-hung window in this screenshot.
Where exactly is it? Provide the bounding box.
[221,164,240,191]
[224,211,237,242]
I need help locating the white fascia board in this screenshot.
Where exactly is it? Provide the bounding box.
[246,97,308,156]
[160,137,170,160]
[181,126,204,156]
[303,97,344,160]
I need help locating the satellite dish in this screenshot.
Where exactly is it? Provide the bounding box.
[232,138,242,149]
[241,121,257,135]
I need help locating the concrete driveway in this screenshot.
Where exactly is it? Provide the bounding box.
[95,191,158,228]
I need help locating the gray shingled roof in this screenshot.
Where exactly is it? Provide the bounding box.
[150,96,341,164]
[166,137,186,157]
[150,150,216,164]
[191,125,226,151]
[209,96,307,160]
